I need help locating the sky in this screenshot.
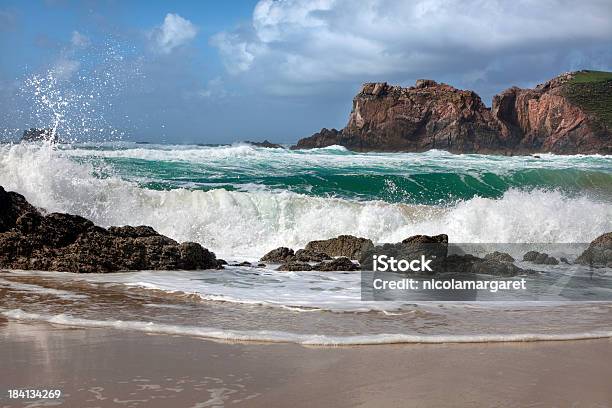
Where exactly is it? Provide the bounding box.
[0,0,611,144]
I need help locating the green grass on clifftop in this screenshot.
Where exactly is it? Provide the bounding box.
[564,70,612,128]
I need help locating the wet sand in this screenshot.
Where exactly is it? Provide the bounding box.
[1,318,611,408]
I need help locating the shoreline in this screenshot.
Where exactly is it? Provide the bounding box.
[2,319,611,407]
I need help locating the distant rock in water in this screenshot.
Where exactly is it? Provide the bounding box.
[245,140,284,148]
[21,128,55,142]
[293,70,612,154]
[0,186,221,273]
[575,232,612,268]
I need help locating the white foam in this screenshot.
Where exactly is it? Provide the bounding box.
[3,309,611,345]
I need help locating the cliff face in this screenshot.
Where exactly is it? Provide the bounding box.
[492,72,611,154]
[294,71,612,154]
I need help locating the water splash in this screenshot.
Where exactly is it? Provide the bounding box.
[16,37,143,143]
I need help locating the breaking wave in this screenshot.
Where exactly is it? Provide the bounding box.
[0,143,611,259]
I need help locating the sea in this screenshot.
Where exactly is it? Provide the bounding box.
[1,141,611,345]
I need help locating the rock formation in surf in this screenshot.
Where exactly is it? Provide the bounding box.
[304,235,374,259]
[294,71,612,154]
[0,186,221,273]
[264,234,531,276]
[575,232,612,268]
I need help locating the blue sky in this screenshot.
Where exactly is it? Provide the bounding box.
[1,0,611,144]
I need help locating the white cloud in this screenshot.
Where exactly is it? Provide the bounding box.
[150,13,198,54]
[70,31,90,48]
[210,32,258,74]
[211,0,612,95]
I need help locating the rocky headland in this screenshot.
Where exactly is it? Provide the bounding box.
[294,71,612,154]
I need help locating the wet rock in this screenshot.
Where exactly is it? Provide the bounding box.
[484,251,515,263]
[359,234,448,271]
[230,261,252,267]
[359,233,528,277]
[401,234,448,259]
[260,247,295,263]
[294,249,331,262]
[305,235,374,259]
[0,186,38,233]
[0,186,219,273]
[575,232,612,268]
[560,257,570,264]
[440,254,530,277]
[522,251,559,265]
[277,261,312,271]
[313,257,359,271]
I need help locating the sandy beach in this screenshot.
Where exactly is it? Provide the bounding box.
[1,318,611,408]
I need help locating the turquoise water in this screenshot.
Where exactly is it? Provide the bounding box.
[65,142,612,204]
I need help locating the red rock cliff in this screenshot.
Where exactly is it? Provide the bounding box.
[294,71,612,154]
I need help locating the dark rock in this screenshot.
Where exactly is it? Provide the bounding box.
[359,234,448,272]
[21,128,54,142]
[277,261,312,271]
[107,225,159,238]
[245,140,283,149]
[293,71,612,154]
[359,234,529,277]
[440,254,530,277]
[0,186,38,233]
[294,249,331,262]
[575,232,612,268]
[560,257,570,264]
[291,128,342,150]
[313,257,359,271]
[217,259,228,265]
[304,235,374,259]
[484,251,515,263]
[523,251,559,265]
[0,186,219,272]
[401,234,448,259]
[260,247,295,263]
[257,263,266,268]
[230,261,252,267]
